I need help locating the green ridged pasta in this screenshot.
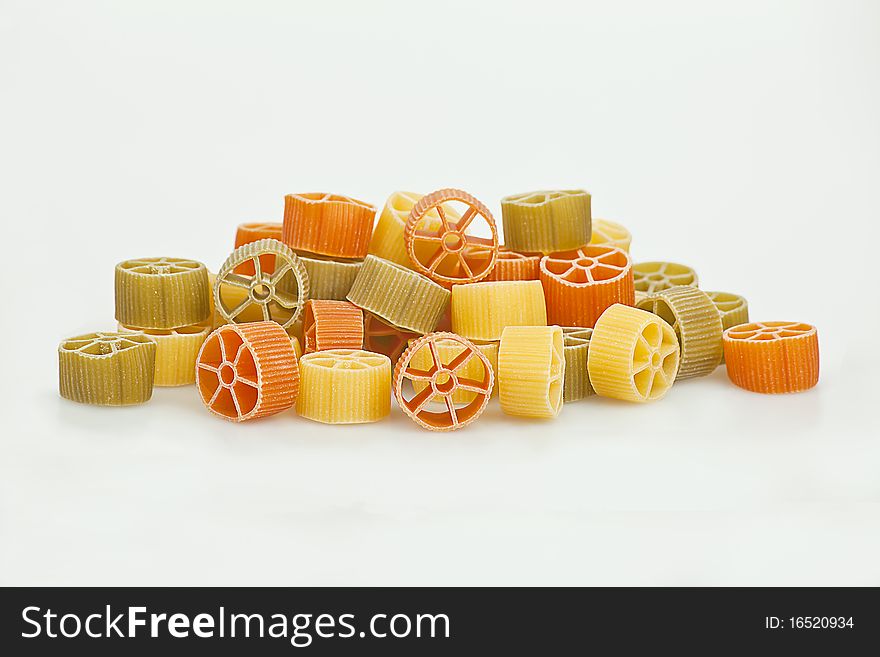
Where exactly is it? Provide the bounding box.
[299,255,362,300]
[115,258,210,329]
[561,327,594,402]
[500,189,591,254]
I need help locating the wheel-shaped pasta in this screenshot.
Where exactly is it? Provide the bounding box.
[346,255,450,334]
[723,322,819,394]
[404,188,499,286]
[636,285,723,380]
[368,191,459,269]
[234,222,283,275]
[394,332,494,431]
[497,326,565,418]
[451,280,547,342]
[58,332,157,405]
[587,304,680,402]
[297,350,392,424]
[302,300,364,353]
[590,218,632,252]
[539,245,635,328]
[407,337,498,403]
[485,247,541,281]
[115,257,210,329]
[283,193,376,259]
[195,321,299,422]
[362,312,420,364]
[299,255,362,301]
[215,238,309,330]
[118,323,210,386]
[561,327,594,402]
[705,291,750,330]
[633,261,698,295]
[500,189,591,254]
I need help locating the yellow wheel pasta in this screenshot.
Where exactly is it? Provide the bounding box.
[346,255,450,334]
[498,326,564,419]
[590,218,632,252]
[215,238,309,330]
[297,349,391,424]
[705,291,750,330]
[299,255,362,300]
[561,327,594,402]
[58,332,157,405]
[118,323,210,386]
[636,285,723,380]
[407,337,498,403]
[633,261,698,295]
[367,191,457,269]
[587,304,679,402]
[115,258,210,329]
[500,189,591,254]
[451,280,547,342]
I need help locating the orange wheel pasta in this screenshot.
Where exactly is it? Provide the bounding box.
[540,245,635,327]
[234,222,283,275]
[394,332,494,431]
[368,191,459,269]
[486,247,541,281]
[404,188,499,287]
[195,321,299,422]
[283,193,376,259]
[302,300,364,353]
[723,322,819,394]
[362,312,420,364]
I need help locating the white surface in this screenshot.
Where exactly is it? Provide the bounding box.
[1,0,879,586]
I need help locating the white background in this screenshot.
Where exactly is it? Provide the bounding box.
[2,0,879,585]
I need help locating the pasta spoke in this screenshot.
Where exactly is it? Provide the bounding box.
[224,273,252,289]
[448,349,475,372]
[408,386,436,415]
[458,254,474,278]
[455,206,478,231]
[445,397,459,425]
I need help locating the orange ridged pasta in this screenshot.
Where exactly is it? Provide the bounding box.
[195,321,299,422]
[234,222,283,275]
[297,350,391,424]
[486,247,541,281]
[362,312,420,364]
[394,332,494,431]
[723,322,819,394]
[283,193,376,259]
[540,245,635,328]
[302,300,364,353]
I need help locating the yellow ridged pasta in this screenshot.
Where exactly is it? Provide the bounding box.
[497,326,564,418]
[561,327,593,402]
[500,190,591,254]
[451,280,547,341]
[118,323,210,386]
[633,261,698,295]
[291,336,303,361]
[636,285,723,380]
[115,258,210,329]
[407,338,498,403]
[590,218,632,252]
[346,255,450,334]
[58,332,157,405]
[587,304,679,402]
[367,191,457,269]
[297,349,391,424]
[705,291,750,330]
[299,255,362,300]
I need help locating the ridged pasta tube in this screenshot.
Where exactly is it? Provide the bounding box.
[299,255,362,300]
[500,189,591,254]
[497,326,565,418]
[118,323,210,386]
[561,327,594,402]
[723,322,819,393]
[451,280,547,341]
[297,350,391,424]
[115,258,210,329]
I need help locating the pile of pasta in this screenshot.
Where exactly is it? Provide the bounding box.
[58,188,820,429]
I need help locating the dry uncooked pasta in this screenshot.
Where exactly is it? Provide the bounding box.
[196,321,299,422]
[362,312,420,364]
[723,322,819,393]
[234,222,283,275]
[115,258,210,329]
[58,332,157,405]
[636,285,723,380]
[486,247,541,281]
[633,261,698,295]
[299,255,362,300]
[215,238,309,330]
[283,193,376,259]
[587,304,679,402]
[705,291,750,330]
[589,218,632,252]
[540,245,635,328]
[368,191,457,269]
[500,189,591,254]
[346,255,450,334]
[290,336,303,361]
[497,326,565,419]
[450,280,547,342]
[297,350,391,424]
[407,337,498,403]
[302,300,364,353]
[394,332,494,431]
[561,327,594,402]
[118,323,210,386]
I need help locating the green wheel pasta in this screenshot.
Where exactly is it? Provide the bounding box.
[115,258,210,329]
